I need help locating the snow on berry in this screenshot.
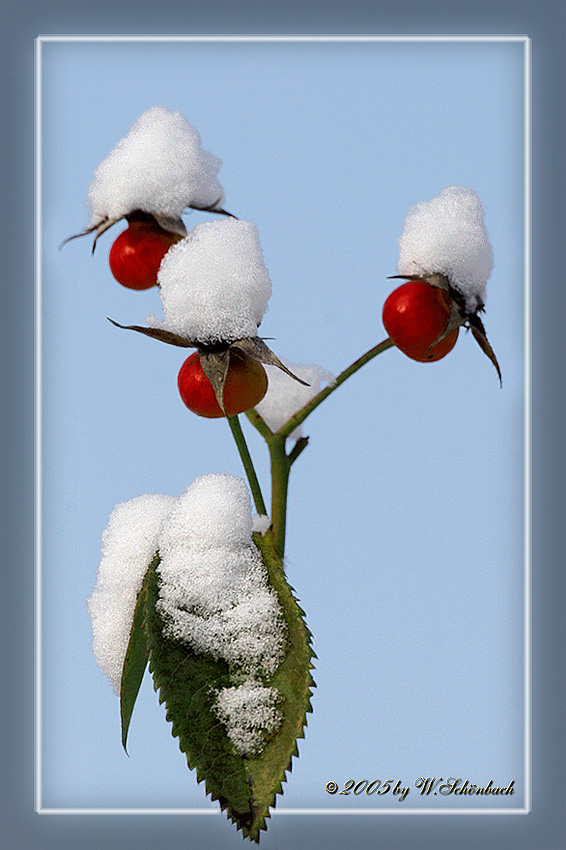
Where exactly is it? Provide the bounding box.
[397,186,493,313]
[254,360,335,440]
[87,106,224,229]
[86,493,176,693]
[212,683,283,756]
[147,219,272,345]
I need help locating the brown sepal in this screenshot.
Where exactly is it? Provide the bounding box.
[198,349,231,414]
[59,199,235,254]
[107,315,311,393]
[58,210,187,255]
[467,313,503,386]
[107,318,195,348]
[232,337,310,386]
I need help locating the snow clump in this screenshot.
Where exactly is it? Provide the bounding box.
[252,513,271,535]
[88,474,287,754]
[147,219,272,344]
[213,683,283,755]
[156,473,287,755]
[156,473,286,678]
[397,185,493,313]
[87,106,224,228]
[87,493,176,693]
[255,360,335,440]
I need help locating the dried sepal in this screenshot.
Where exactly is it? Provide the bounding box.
[198,350,231,414]
[59,200,236,255]
[388,271,451,291]
[189,195,237,220]
[107,316,312,392]
[59,210,186,255]
[107,318,195,348]
[444,280,501,385]
[425,297,466,354]
[232,337,310,386]
[467,313,502,386]
[58,218,118,254]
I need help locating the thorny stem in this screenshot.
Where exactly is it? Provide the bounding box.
[244,338,395,560]
[226,414,267,517]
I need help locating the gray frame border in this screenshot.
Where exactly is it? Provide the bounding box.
[2,1,564,848]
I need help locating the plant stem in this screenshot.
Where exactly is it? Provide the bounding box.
[287,436,309,467]
[267,435,291,559]
[245,408,274,441]
[226,414,267,516]
[278,337,394,438]
[244,337,395,559]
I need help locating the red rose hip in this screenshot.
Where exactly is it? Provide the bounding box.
[108,219,180,290]
[178,351,268,418]
[382,280,459,362]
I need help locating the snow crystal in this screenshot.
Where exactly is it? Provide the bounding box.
[158,473,254,553]
[87,106,224,227]
[87,493,176,693]
[254,360,335,440]
[252,514,271,535]
[397,186,493,313]
[147,219,272,344]
[213,683,283,755]
[156,474,286,678]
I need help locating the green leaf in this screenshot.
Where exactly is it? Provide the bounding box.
[145,535,315,842]
[120,559,154,754]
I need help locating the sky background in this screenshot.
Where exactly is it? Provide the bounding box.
[39,36,526,835]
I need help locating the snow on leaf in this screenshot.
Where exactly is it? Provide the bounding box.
[145,532,315,842]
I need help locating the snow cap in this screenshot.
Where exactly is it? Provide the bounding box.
[87,106,224,227]
[397,186,493,313]
[148,219,272,344]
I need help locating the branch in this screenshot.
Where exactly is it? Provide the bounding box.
[277,338,394,439]
[226,415,267,517]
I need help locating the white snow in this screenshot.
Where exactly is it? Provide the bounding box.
[254,360,335,439]
[89,474,287,753]
[252,513,271,535]
[158,472,254,552]
[156,474,286,678]
[397,186,493,313]
[213,683,283,755]
[87,493,176,694]
[87,106,224,227]
[147,219,272,344]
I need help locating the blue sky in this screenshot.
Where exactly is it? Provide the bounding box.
[39,37,527,829]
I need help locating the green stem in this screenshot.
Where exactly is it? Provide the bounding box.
[245,408,274,441]
[287,436,309,467]
[278,337,394,439]
[244,337,395,559]
[227,414,267,516]
[268,435,291,559]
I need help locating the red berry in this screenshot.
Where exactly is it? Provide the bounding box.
[108,220,179,290]
[382,280,459,362]
[178,351,268,418]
